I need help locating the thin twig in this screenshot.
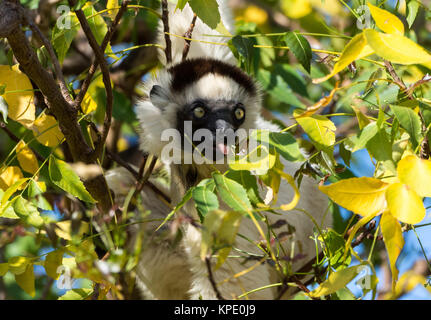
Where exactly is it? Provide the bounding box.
[73,0,129,109]
[23,9,72,104]
[161,0,172,64]
[70,1,114,161]
[182,13,197,61]
[205,256,225,300]
[384,60,430,159]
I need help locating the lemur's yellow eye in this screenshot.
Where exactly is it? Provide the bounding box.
[193,106,206,118]
[234,107,245,120]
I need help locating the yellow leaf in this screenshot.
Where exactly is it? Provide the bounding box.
[0,65,35,128]
[0,166,24,191]
[309,264,366,298]
[381,211,404,290]
[364,29,431,65]
[106,0,119,20]
[0,263,8,276]
[229,145,276,174]
[8,256,31,275]
[313,33,374,83]
[385,182,425,224]
[281,0,312,19]
[16,141,39,175]
[55,220,89,241]
[319,177,389,216]
[81,92,98,114]
[273,168,300,211]
[15,264,35,297]
[367,3,404,35]
[294,111,336,150]
[32,114,64,147]
[243,5,268,25]
[392,271,431,299]
[44,249,64,280]
[397,155,431,197]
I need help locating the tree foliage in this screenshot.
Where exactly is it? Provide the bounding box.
[0,0,430,300]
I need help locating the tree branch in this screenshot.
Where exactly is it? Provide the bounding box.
[161,0,172,64]
[182,13,197,61]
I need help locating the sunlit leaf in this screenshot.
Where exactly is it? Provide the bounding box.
[380,211,404,290]
[8,256,31,275]
[385,182,425,224]
[44,249,64,280]
[13,196,45,228]
[313,33,374,83]
[406,1,420,28]
[294,110,336,151]
[281,0,312,19]
[0,263,8,276]
[49,156,96,203]
[32,114,64,147]
[15,264,35,297]
[59,288,93,300]
[319,177,389,216]
[309,264,367,298]
[193,186,219,218]
[397,155,431,197]
[106,0,119,20]
[367,3,404,35]
[16,141,39,175]
[364,29,431,65]
[0,166,24,192]
[189,0,220,29]
[213,172,252,213]
[0,65,35,128]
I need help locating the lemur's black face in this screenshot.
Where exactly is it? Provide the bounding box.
[177,99,246,160]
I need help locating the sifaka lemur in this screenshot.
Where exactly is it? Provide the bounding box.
[108,0,332,300]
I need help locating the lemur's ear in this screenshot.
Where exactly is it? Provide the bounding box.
[150,85,170,109]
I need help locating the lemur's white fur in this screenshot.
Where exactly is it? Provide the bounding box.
[129,0,332,299]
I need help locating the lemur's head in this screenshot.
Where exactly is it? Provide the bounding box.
[137,57,262,164]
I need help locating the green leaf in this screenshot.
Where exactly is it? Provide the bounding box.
[339,142,352,167]
[48,156,96,203]
[309,264,367,298]
[188,0,220,29]
[226,170,263,207]
[406,0,420,28]
[176,0,189,10]
[367,128,396,173]
[284,32,312,73]
[193,186,219,219]
[51,13,79,64]
[213,172,251,213]
[257,69,305,108]
[294,111,336,152]
[353,122,378,151]
[390,105,423,149]
[231,35,256,74]
[59,288,93,300]
[0,96,8,123]
[13,196,44,228]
